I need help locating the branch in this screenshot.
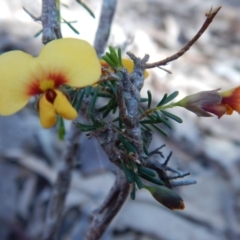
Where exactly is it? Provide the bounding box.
[116,53,149,159]
[79,1,133,238]
[90,123,122,164]
[145,6,221,68]
[94,0,117,57]
[41,0,62,44]
[84,170,130,240]
[24,0,62,44]
[42,123,82,240]
[83,54,150,240]
[82,40,152,240]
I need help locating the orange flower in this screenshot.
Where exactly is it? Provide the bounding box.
[176,87,240,118]
[0,38,101,128]
[220,87,240,114]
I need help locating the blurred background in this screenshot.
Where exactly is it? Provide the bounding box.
[0,0,240,239]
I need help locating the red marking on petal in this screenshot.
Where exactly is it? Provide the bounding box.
[27,79,43,96]
[26,72,68,96]
[202,104,230,118]
[45,89,57,103]
[47,72,68,88]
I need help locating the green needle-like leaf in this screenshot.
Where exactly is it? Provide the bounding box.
[71,90,79,107]
[75,122,97,132]
[109,46,119,62]
[75,89,85,112]
[163,91,179,105]
[138,166,156,177]
[97,91,113,98]
[141,124,152,131]
[62,18,79,34]
[76,0,95,18]
[161,110,183,123]
[34,29,43,38]
[139,172,165,186]
[143,144,149,156]
[147,90,152,109]
[150,123,168,137]
[106,52,118,66]
[84,86,92,97]
[130,184,136,200]
[157,93,168,106]
[140,98,148,102]
[58,116,65,140]
[118,134,137,153]
[101,56,116,68]
[132,171,143,189]
[89,87,99,123]
[121,161,134,183]
[117,48,123,67]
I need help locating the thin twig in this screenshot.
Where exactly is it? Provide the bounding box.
[84,170,130,240]
[171,180,197,187]
[39,1,72,239]
[157,66,172,74]
[167,172,190,180]
[94,0,117,57]
[42,123,82,240]
[23,7,41,21]
[145,151,195,188]
[148,145,166,158]
[163,151,172,166]
[145,6,221,68]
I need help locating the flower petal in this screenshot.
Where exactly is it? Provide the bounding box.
[53,90,78,120]
[220,86,240,113]
[0,51,36,115]
[39,94,57,128]
[122,59,149,79]
[38,38,101,88]
[202,103,232,118]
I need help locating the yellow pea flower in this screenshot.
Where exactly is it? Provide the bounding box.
[100,58,149,79]
[0,38,101,128]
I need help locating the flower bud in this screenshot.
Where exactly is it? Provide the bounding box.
[176,89,222,117]
[144,185,185,210]
[176,87,240,118]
